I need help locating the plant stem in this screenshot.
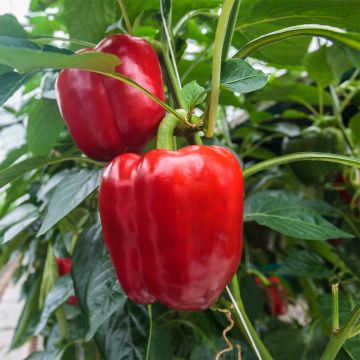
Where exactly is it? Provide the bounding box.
[332,283,340,333]
[227,277,273,360]
[173,9,218,35]
[95,70,183,121]
[117,0,133,35]
[55,308,68,340]
[329,85,353,154]
[145,305,153,360]
[161,51,186,108]
[31,36,96,48]
[234,25,360,59]
[181,43,212,82]
[222,0,241,61]
[205,0,236,138]
[156,110,189,150]
[349,323,360,338]
[160,0,181,89]
[320,305,360,360]
[243,152,360,179]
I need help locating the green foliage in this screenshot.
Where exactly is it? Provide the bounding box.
[37,169,101,236]
[64,0,119,43]
[72,224,125,340]
[220,58,268,93]
[0,0,360,359]
[244,191,353,240]
[26,99,65,156]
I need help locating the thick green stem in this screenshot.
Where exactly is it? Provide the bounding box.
[156,110,188,150]
[243,152,360,179]
[205,0,236,138]
[227,277,273,360]
[320,305,360,360]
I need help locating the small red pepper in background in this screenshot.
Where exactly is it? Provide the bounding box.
[99,145,244,311]
[256,276,288,316]
[333,175,353,205]
[56,257,78,305]
[56,34,165,161]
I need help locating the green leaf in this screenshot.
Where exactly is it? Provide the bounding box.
[126,0,221,22]
[305,46,334,88]
[0,144,27,171]
[326,45,355,84]
[276,250,333,278]
[72,224,125,341]
[95,300,150,360]
[64,0,119,43]
[264,328,305,360]
[0,35,39,49]
[11,276,42,349]
[25,351,56,360]
[39,243,58,308]
[180,81,206,110]
[0,71,37,106]
[235,0,360,65]
[0,204,37,230]
[244,192,354,240]
[0,14,28,38]
[349,112,360,143]
[0,41,119,73]
[35,275,75,335]
[3,216,38,244]
[220,59,268,93]
[251,81,333,106]
[37,169,101,236]
[26,99,65,156]
[149,328,173,360]
[0,155,87,189]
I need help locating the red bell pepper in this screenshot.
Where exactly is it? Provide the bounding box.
[56,257,78,305]
[56,34,165,161]
[99,145,244,311]
[256,276,288,316]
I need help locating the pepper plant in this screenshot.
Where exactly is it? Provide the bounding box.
[0,0,360,359]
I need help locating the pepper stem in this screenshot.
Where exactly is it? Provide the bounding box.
[156,110,187,150]
[117,0,133,35]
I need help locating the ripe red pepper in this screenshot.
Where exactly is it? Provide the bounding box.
[56,34,165,161]
[256,276,288,315]
[56,257,78,305]
[99,145,244,310]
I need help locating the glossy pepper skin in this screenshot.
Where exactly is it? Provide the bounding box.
[56,34,165,161]
[99,145,244,311]
[56,257,78,305]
